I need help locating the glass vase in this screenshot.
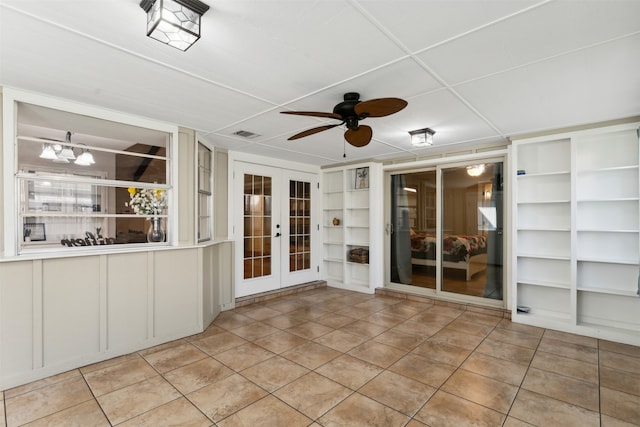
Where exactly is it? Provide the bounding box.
[147,217,165,243]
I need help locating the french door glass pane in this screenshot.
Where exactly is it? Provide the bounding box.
[289,179,311,272]
[243,174,272,279]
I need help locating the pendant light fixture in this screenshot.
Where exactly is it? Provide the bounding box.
[38,132,96,166]
[140,0,210,51]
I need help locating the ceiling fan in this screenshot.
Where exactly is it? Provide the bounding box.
[281,92,408,147]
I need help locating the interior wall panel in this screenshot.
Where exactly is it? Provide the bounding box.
[106,252,150,351]
[0,262,33,376]
[42,256,101,366]
[153,249,200,338]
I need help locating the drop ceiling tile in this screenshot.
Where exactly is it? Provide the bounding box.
[0,10,273,132]
[387,89,503,145]
[420,1,640,85]
[312,58,444,102]
[2,1,639,167]
[181,0,410,103]
[358,0,540,52]
[455,35,640,135]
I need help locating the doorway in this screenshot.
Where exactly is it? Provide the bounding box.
[388,160,504,303]
[234,162,319,298]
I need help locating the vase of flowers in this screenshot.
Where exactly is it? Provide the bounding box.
[125,187,168,242]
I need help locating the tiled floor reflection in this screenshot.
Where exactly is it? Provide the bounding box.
[3,287,640,426]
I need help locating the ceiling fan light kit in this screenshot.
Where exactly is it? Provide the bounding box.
[281,92,408,147]
[409,127,435,147]
[140,0,210,51]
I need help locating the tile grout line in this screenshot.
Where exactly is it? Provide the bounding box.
[78,373,113,426]
[597,338,602,427]
[500,323,545,426]
[404,310,502,425]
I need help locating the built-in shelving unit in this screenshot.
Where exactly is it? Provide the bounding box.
[512,123,640,345]
[322,169,345,284]
[321,163,382,293]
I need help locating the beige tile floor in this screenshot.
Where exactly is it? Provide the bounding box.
[2,287,639,426]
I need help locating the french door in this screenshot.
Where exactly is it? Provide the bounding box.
[234,162,319,298]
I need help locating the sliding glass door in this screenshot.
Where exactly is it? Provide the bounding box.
[388,160,504,303]
[441,162,503,300]
[390,171,437,288]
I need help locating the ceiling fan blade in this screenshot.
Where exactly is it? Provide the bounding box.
[281,111,343,120]
[287,123,342,140]
[344,125,372,147]
[354,97,408,118]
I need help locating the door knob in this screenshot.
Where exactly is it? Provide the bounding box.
[275,232,281,237]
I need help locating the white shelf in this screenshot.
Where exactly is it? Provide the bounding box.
[577,229,638,233]
[577,257,638,265]
[577,165,638,173]
[321,163,380,294]
[577,287,639,297]
[346,242,369,248]
[513,123,640,346]
[515,310,572,322]
[517,200,571,205]
[517,279,571,290]
[517,171,571,178]
[577,197,639,202]
[519,227,571,232]
[517,253,571,261]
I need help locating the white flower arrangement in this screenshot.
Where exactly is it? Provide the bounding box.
[126,187,167,217]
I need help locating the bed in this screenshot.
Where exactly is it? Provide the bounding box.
[410,232,488,280]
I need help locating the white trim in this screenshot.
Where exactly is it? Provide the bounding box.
[2,87,178,134]
[228,150,322,175]
[511,122,640,144]
[383,149,508,173]
[195,138,214,244]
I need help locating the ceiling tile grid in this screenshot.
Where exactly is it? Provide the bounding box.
[1,0,638,165]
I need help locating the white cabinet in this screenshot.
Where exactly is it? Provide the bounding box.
[321,163,382,293]
[512,123,640,345]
